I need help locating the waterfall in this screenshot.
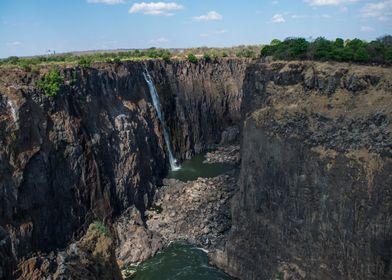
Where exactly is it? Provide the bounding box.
[7,99,18,124]
[143,70,180,171]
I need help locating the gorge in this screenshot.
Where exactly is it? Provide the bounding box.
[0,58,391,280]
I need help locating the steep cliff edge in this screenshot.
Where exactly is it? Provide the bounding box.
[211,61,392,279]
[146,59,248,159]
[0,59,247,278]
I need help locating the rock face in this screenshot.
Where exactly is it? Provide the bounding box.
[13,222,122,280]
[146,59,248,159]
[211,61,392,280]
[0,64,168,265]
[146,173,237,250]
[0,59,247,278]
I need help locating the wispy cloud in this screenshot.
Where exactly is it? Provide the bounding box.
[361,0,392,21]
[87,0,124,4]
[199,29,227,37]
[193,11,223,21]
[306,0,357,6]
[272,14,285,23]
[5,41,21,47]
[150,37,169,43]
[129,2,183,16]
[360,26,375,32]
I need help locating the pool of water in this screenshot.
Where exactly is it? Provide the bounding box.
[167,153,234,182]
[127,242,233,280]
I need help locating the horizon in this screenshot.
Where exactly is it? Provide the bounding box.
[1,0,391,58]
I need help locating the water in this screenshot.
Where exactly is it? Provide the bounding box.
[143,70,180,171]
[168,152,234,182]
[127,242,233,280]
[7,100,18,123]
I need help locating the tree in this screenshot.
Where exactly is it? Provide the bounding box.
[354,47,370,62]
[37,69,63,97]
[187,53,197,63]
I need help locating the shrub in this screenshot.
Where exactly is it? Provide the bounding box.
[113,57,121,64]
[78,56,92,67]
[37,69,63,97]
[187,53,197,63]
[203,53,211,62]
[90,221,110,237]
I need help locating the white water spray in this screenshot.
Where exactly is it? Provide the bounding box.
[7,99,18,124]
[143,70,180,171]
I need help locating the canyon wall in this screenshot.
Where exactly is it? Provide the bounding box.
[212,61,392,280]
[0,59,247,278]
[146,59,248,159]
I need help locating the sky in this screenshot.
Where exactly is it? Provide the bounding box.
[0,0,391,58]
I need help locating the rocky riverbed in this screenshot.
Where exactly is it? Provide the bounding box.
[115,146,239,276]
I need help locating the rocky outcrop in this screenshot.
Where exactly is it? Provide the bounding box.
[146,173,237,250]
[13,222,122,280]
[146,59,248,159]
[212,61,392,279]
[0,64,168,264]
[0,59,247,278]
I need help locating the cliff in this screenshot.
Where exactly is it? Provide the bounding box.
[0,59,247,278]
[211,61,392,280]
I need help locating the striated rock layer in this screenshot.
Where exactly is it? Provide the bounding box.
[0,59,247,278]
[211,61,392,280]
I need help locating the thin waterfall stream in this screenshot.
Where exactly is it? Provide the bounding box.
[143,70,180,171]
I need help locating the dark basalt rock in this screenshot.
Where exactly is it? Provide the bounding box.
[211,61,392,280]
[0,59,247,278]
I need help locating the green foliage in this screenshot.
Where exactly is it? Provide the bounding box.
[386,48,392,64]
[260,35,392,64]
[113,57,121,63]
[354,47,370,62]
[203,53,211,62]
[78,56,92,67]
[187,53,197,63]
[236,48,256,58]
[90,221,110,237]
[37,69,64,97]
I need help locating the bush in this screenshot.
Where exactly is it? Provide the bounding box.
[37,69,63,97]
[187,53,197,63]
[90,221,110,237]
[260,35,392,64]
[78,56,92,67]
[203,53,211,62]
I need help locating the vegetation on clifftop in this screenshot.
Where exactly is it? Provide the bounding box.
[36,69,64,97]
[261,35,392,64]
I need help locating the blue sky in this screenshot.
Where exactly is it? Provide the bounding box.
[0,0,391,58]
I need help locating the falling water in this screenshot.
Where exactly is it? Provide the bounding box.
[7,99,18,123]
[143,70,180,171]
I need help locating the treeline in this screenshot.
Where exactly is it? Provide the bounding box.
[0,45,262,70]
[0,48,172,70]
[261,36,392,64]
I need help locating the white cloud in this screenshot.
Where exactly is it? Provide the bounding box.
[129,2,183,16]
[272,14,285,23]
[272,0,279,4]
[193,11,223,21]
[361,0,392,21]
[87,0,124,4]
[6,41,21,47]
[360,25,375,32]
[306,0,357,6]
[150,37,169,43]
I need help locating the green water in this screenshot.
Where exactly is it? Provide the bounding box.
[130,242,233,280]
[167,153,234,182]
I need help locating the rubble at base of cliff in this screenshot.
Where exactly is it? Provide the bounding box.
[204,145,240,164]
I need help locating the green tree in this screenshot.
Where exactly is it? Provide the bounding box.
[187,53,197,63]
[78,56,92,67]
[354,47,370,62]
[37,69,63,97]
